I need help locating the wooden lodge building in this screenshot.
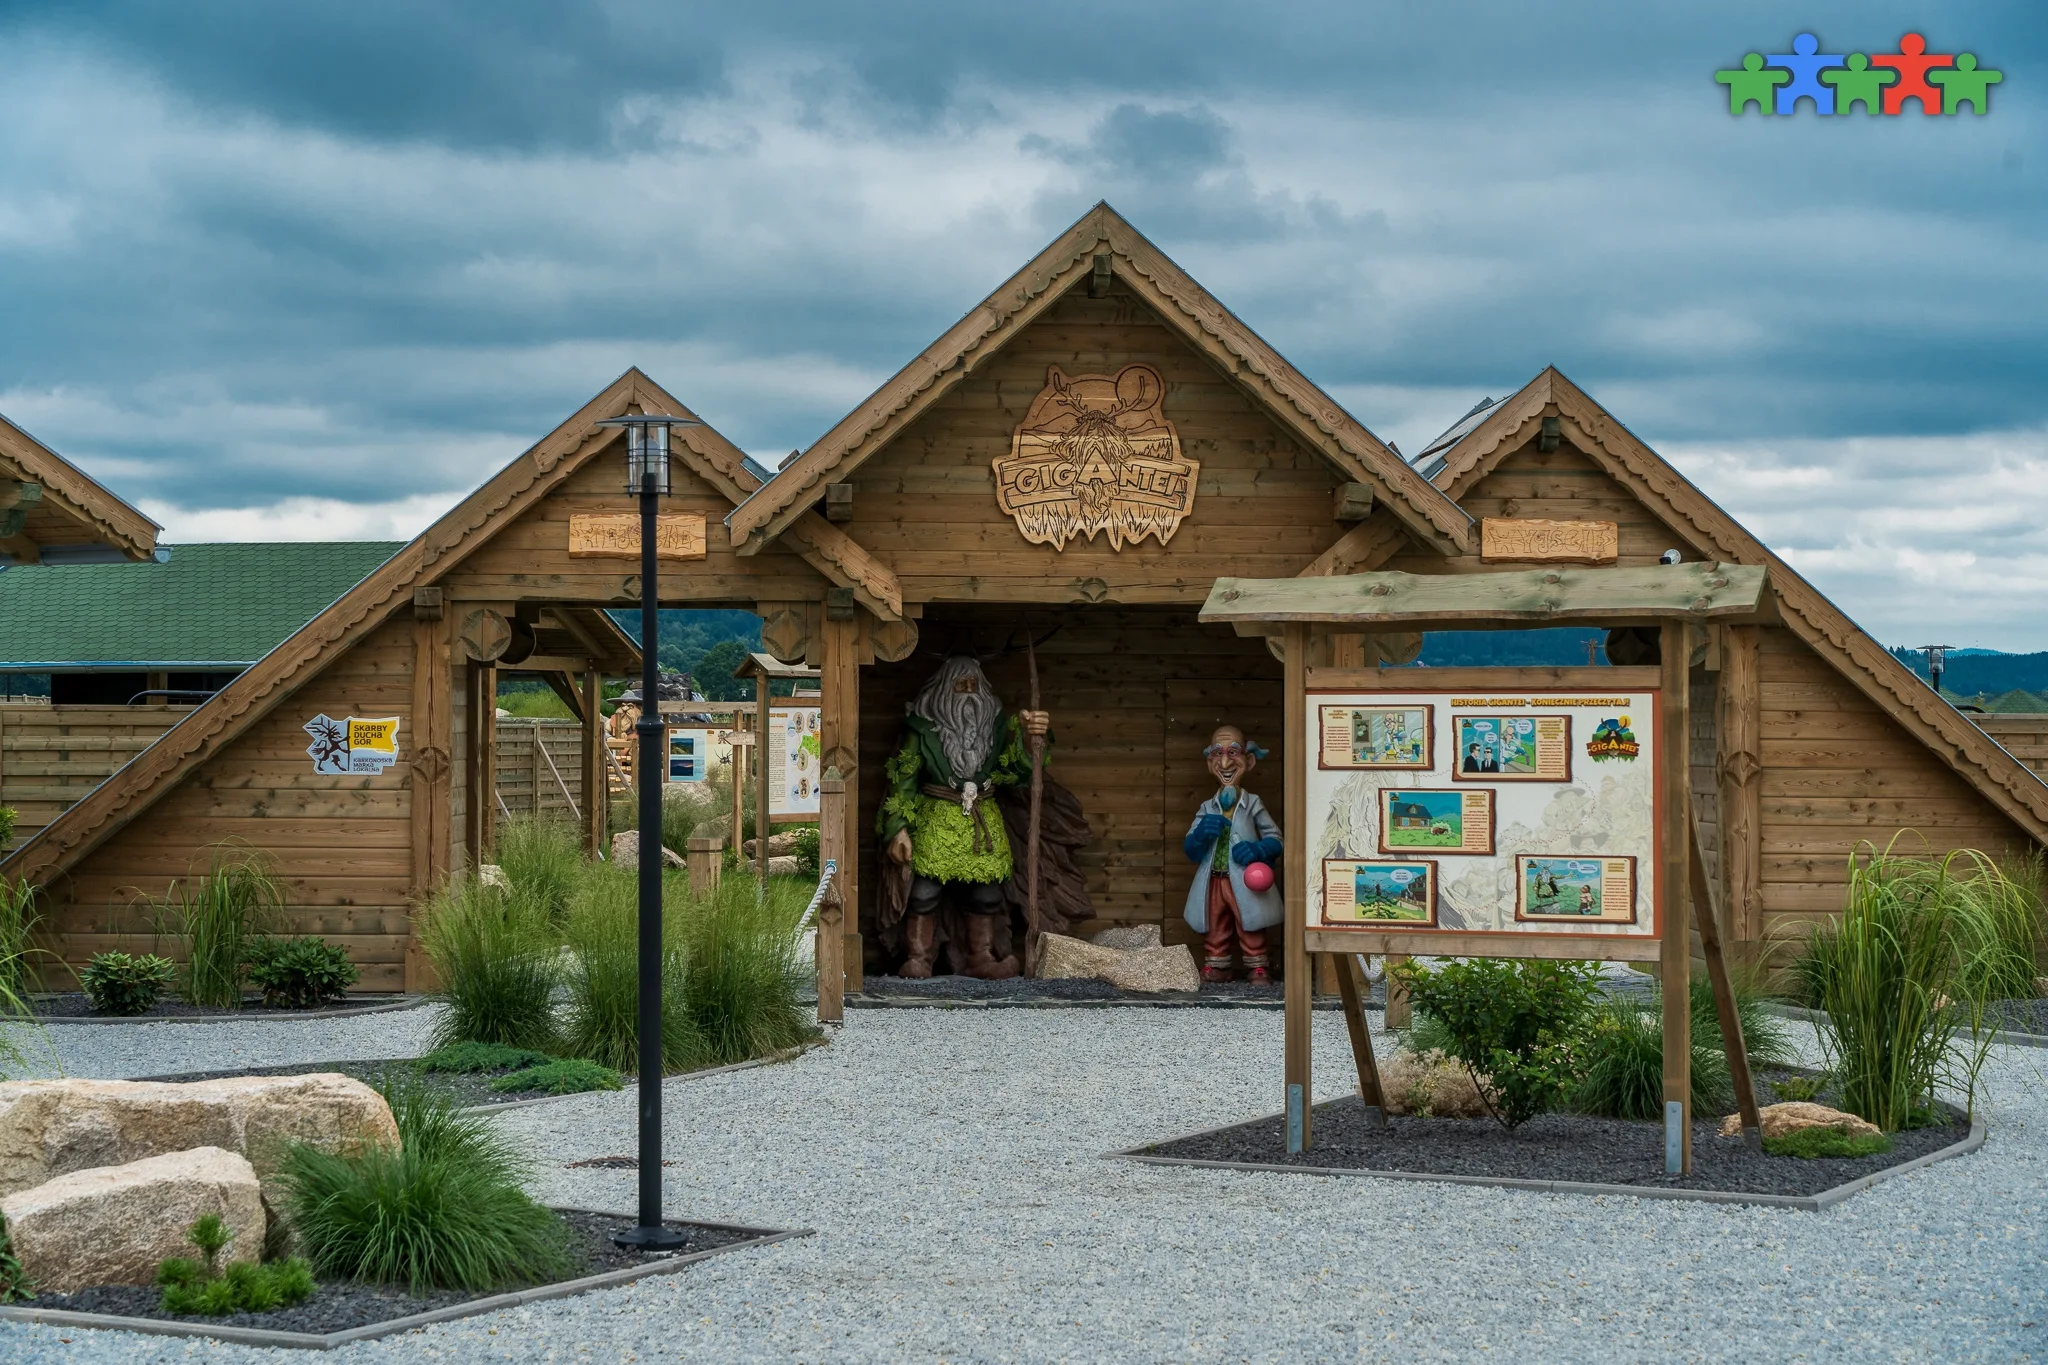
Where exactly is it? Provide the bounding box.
[6,203,2046,992]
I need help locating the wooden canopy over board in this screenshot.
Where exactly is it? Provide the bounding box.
[726,202,1473,559]
[1199,562,1770,629]
[0,411,160,563]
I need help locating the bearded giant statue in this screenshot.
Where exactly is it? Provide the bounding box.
[875,654,1095,979]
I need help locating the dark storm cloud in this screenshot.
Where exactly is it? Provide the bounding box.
[0,0,2043,642]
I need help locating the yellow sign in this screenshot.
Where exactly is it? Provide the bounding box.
[993,364,1198,551]
[304,714,402,775]
[568,513,707,560]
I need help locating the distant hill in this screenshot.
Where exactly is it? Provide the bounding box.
[1413,629,1609,667]
[1890,647,2048,700]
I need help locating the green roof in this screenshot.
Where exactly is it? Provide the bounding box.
[0,542,402,670]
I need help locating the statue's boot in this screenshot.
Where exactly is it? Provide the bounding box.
[959,913,1020,980]
[900,912,938,979]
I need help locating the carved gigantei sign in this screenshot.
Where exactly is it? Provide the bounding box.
[1478,517,1619,565]
[993,364,1198,550]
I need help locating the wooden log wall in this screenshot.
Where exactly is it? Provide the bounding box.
[0,704,194,848]
[1750,626,2031,966]
[42,618,418,992]
[838,280,1350,605]
[492,719,585,822]
[854,606,1284,971]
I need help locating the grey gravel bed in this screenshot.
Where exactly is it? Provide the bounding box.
[3,1008,2045,1363]
[1138,1093,1968,1195]
[1986,996,2048,1036]
[132,1056,545,1109]
[28,992,414,1022]
[29,1211,757,1335]
[0,1002,443,1081]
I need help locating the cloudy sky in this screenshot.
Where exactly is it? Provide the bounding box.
[2,1,2041,647]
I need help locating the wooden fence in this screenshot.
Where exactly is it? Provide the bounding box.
[493,717,587,821]
[1975,714,2048,782]
[0,703,194,849]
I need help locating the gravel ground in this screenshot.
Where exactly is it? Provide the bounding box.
[2,1007,2045,1362]
[0,1003,441,1081]
[29,993,412,1021]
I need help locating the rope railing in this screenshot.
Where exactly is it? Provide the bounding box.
[795,858,838,934]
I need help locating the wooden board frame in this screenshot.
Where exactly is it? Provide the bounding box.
[1376,788,1495,857]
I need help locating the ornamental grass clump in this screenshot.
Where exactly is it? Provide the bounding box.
[1796,844,2008,1130]
[418,874,561,1053]
[279,1076,570,1294]
[1572,969,1797,1121]
[558,864,694,1073]
[1392,957,1601,1129]
[0,878,42,1000]
[666,873,816,1070]
[491,813,584,924]
[148,848,284,1009]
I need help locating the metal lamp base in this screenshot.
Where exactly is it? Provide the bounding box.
[612,1223,692,1251]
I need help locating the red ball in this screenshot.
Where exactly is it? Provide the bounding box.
[1242,861,1275,893]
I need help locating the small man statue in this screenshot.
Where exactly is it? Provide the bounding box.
[879,655,1051,980]
[1181,725,1283,983]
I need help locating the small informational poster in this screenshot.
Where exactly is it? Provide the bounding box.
[1318,704,1432,769]
[1516,855,1637,924]
[303,714,402,776]
[1450,715,1570,781]
[668,729,710,783]
[1321,859,1438,926]
[766,705,822,817]
[1377,788,1494,855]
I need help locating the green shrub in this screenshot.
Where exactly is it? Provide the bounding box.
[1391,957,1601,1129]
[244,936,359,1010]
[0,806,14,847]
[418,875,561,1053]
[0,1210,31,1303]
[1773,1073,1827,1103]
[1689,968,1799,1069]
[488,1058,622,1096]
[416,1041,551,1075]
[558,865,695,1073]
[491,814,585,923]
[79,951,177,1016]
[147,849,284,1009]
[1572,993,1733,1120]
[791,826,821,878]
[278,1076,570,1293]
[154,1213,315,1316]
[666,873,817,1070]
[1798,845,2005,1129]
[1763,1127,1892,1160]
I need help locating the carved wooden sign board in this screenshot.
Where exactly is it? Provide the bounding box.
[568,513,708,560]
[1479,517,1618,565]
[993,364,1199,550]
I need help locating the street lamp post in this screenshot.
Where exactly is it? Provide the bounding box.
[598,411,697,1250]
[1917,643,1956,699]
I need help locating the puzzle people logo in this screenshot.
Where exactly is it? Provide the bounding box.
[1718,33,2000,115]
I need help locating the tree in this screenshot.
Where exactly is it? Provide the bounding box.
[696,639,754,701]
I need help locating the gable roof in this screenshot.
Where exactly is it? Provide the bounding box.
[727,202,1472,558]
[1430,366,2048,844]
[0,369,827,886]
[0,542,403,670]
[0,412,160,563]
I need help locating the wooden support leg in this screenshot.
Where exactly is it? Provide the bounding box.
[1693,818,1761,1146]
[1334,952,1388,1128]
[1659,622,1693,1175]
[1282,623,1312,1152]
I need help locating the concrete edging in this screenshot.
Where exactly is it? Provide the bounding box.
[847,993,1362,1012]
[1107,1110,1987,1212]
[30,996,429,1027]
[0,1211,809,1351]
[1764,1001,2048,1051]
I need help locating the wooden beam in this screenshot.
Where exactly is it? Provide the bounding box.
[0,535,39,564]
[1333,952,1387,1127]
[1202,563,1770,628]
[1660,621,1693,1175]
[582,669,606,857]
[1331,483,1375,522]
[1718,624,1763,959]
[820,608,862,989]
[824,483,854,523]
[778,513,904,621]
[1693,816,1761,1145]
[0,481,43,511]
[1297,518,1406,580]
[1283,622,1312,1152]
[817,767,847,1023]
[540,670,585,720]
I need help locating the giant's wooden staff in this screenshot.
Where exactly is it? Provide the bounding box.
[1023,636,1045,974]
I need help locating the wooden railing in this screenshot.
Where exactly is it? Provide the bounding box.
[0,703,194,848]
[494,718,584,821]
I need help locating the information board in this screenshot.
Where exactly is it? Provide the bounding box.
[1306,686,1659,942]
[766,704,822,817]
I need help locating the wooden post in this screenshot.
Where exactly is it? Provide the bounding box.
[685,833,723,896]
[816,767,847,1022]
[818,612,863,989]
[582,669,606,856]
[408,614,452,993]
[1718,624,1763,967]
[1693,819,1762,1144]
[1282,622,1312,1152]
[729,732,748,864]
[1334,952,1388,1127]
[478,660,497,857]
[755,665,771,880]
[1659,621,1693,1175]
[1384,960,1412,1029]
